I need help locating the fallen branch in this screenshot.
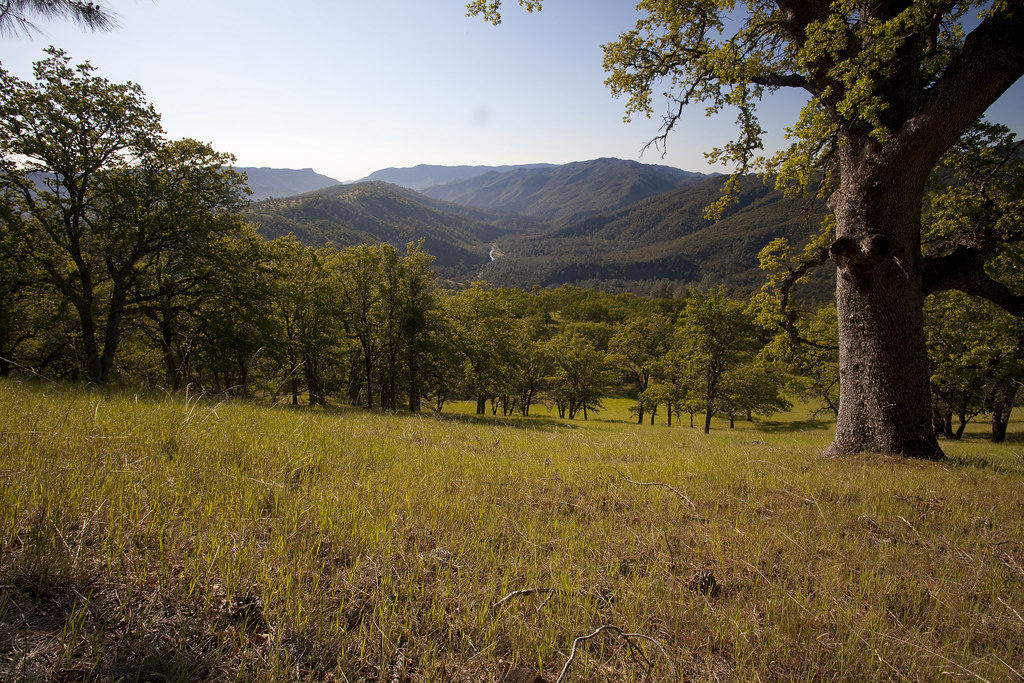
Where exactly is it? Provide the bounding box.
[491,587,557,612]
[554,624,677,683]
[616,470,698,512]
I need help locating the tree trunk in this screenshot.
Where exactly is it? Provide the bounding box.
[824,147,943,459]
[703,406,712,434]
[954,411,968,439]
[931,398,945,436]
[407,339,420,412]
[363,344,374,410]
[990,379,1018,443]
[304,352,324,405]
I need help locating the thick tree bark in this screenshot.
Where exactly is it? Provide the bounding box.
[824,144,943,459]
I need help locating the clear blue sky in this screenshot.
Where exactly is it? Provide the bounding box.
[3,0,1022,182]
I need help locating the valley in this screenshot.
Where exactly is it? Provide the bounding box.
[241,158,831,300]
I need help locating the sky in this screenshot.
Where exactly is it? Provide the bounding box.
[3,0,1023,183]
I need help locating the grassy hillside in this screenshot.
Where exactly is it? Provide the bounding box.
[2,379,1022,681]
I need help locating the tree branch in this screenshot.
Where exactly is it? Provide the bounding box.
[924,247,1024,317]
[772,0,831,46]
[903,5,1024,168]
[751,72,810,90]
[777,244,836,349]
[616,471,698,511]
[491,587,558,612]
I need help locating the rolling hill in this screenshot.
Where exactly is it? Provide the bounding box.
[421,157,707,223]
[355,163,556,191]
[480,174,831,300]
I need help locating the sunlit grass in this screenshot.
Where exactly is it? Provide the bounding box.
[1,378,1022,681]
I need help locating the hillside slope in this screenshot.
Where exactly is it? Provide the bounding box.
[238,167,341,201]
[245,182,539,274]
[482,175,832,300]
[244,162,831,298]
[422,158,707,223]
[356,163,556,191]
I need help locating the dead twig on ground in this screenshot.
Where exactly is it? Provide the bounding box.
[554,624,677,683]
[616,469,706,519]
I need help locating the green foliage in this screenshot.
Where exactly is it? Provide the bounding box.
[546,328,608,420]
[676,288,763,433]
[923,120,1024,301]
[466,0,542,25]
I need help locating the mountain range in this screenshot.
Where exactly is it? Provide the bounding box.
[241,158,831,299]
[237,167,341,201]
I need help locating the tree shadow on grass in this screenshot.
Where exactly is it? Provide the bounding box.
[413,409,580,432]
[945,449,1024,475]
[0,569,219,683]
[755,418,833,433]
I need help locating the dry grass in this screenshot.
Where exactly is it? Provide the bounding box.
[1,379,1022,681]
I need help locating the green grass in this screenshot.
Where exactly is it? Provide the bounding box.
[1,378,1022,681]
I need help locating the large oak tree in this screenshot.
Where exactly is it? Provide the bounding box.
[471,0,1024,458]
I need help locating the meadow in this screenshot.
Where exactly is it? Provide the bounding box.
[1,377,1022,682]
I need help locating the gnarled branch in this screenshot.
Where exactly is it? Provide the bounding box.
[924,248,1024,317]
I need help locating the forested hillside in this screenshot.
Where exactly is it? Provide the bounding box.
[356,162,556,191]
[483,174,832,302]
[422,157,706,222]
